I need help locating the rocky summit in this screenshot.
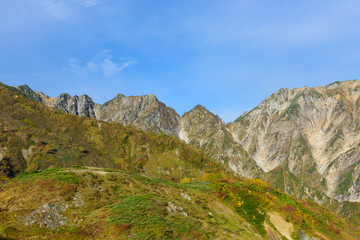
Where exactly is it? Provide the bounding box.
[179,105,262,179]
[18,84,180,136]
[230,80,360,202]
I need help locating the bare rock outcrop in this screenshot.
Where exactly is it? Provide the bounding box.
[16,85,179,136]
[230,80,360,201]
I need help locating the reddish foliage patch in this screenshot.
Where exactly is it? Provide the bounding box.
[279,203,296,212]
[330,223,341,234]
[64,183,75,192]
[266,195,273,201]
[114,223,132,233]
[220,178,230,183]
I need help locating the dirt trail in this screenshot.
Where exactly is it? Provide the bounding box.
[69,167,110,175]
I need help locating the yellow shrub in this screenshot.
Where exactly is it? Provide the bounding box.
[202,173,211,181]
[180,177,191,183]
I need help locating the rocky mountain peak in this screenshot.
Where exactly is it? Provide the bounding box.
[182,104,224,127]
[148,93,157,99]
[192,104,208,111]
[179,104,261,178]
[230,79,360,201]
[17,84,44,103]
[16,85,179,136]
[97,93,180,136]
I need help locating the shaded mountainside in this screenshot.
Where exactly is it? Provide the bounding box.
[1,167,359,239]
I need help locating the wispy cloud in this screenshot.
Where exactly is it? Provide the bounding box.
[66,50,137,77]
[37,0,99,19]
[101,59,137,77]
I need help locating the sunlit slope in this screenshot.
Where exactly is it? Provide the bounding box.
[0,83,218,183]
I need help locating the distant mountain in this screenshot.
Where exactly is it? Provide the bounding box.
[17,84,180,136]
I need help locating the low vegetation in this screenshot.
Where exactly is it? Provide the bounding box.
[0,168,359,239]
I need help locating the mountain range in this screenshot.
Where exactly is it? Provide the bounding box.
[17,80,360,203]
[1,80,360,239]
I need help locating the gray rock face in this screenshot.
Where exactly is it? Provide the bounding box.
[24,202,67,229]
[17,85,97,118]
[180,105,262,178]
[52,93,97,118]
[16,86,179,136]
[96,93,180,136]
[230,80,360,201]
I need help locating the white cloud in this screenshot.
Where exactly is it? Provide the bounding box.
[101,59,137,77]
[67,51,137,77]
[90,50,111,62]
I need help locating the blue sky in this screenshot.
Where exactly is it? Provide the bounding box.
[1,0,360,122]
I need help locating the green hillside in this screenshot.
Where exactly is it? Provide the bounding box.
[1,167,359,239]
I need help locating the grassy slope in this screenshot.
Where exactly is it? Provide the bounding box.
[0,168,359,239]
[0,167,264,239]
